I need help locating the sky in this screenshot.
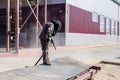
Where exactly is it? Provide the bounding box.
[117,0,120,2]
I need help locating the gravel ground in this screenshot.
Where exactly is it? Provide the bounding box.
[93,63,120,80]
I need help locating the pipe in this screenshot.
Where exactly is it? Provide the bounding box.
[6,0,10,52]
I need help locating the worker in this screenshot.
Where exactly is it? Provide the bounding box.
[39,20,61,66]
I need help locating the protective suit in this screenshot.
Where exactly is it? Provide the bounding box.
[39,20,61,66]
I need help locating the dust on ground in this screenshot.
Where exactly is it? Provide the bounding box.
[93,63,120,80]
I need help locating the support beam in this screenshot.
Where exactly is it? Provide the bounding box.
[26,0,42,28]
[44,0,47,23]
[36,0,39,47]
[21,0,42,30]
[6,0,10,52]
[16,0,20,53]
[25,0,43,48]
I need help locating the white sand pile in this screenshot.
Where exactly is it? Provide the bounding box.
[93,63,120,80]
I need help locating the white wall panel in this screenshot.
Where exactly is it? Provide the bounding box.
[53,33,65,46]
[65,33,118,46]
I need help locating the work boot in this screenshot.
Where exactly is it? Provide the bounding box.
[41,62,51,66]
[42,51,51,66]
[40,62,51,66]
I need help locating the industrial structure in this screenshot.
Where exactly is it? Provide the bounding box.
[0,0,49,53]
[0,0,120,53]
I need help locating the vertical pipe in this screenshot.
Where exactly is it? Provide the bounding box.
[36,0,39,47]
[16,0,19,53]
[44,0,47,23]
[6,0,10,51]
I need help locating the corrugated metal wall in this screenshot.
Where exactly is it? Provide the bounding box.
[69,5,106,34]
[66,4,120,46]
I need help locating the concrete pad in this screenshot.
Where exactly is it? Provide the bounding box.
[0,57,91,80]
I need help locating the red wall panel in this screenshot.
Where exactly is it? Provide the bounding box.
[69,5,105,34]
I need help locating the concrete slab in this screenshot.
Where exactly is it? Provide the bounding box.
[0,57,91,80]
[0,43,120,80]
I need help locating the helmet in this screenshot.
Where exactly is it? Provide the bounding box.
[51,20,62,36]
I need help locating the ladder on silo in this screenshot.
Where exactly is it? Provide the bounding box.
[9,0,16,50]
[9,0,22,51]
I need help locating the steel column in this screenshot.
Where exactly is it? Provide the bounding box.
[16,0,20,53]
[36,0,39,47]
[65,4,70,33]
[6,0,10,51]
[44,0,47,23]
